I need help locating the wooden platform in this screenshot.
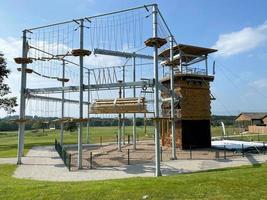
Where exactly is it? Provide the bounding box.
[159,43,217,58]
[159,43,217,66]
[144,37,167,48]
[90,97,147,114]
[14,57,33,64]
[71,49,91,57]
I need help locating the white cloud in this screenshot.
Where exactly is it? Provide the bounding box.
[212,21,267,57]
[85,54,122,67]
[249,78,267,89]
[0,36,124,116]
[0,37,21,63]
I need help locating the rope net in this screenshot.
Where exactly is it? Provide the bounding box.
[22,6,171,120]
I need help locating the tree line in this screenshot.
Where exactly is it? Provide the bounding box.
[0,115,153,132]
[0,115,237,132]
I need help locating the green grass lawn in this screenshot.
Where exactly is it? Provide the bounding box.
[226,134,267,142]
[0,126,267,158]
[211,126,267,142]
[211,126,242,137]
[1,125,266,158]
[1,126,267,199]
[0,126,154,158]
[0,164,267,200]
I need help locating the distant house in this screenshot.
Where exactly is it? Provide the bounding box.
[235,112,267,134]
[235,112,267,126]
[263,116,267,126]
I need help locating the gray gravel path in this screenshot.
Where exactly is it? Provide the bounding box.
[0,157,17,164]
[12,146,267,182]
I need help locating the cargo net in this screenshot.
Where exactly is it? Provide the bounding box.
[22,5,170,119]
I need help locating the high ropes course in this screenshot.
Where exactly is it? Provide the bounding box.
[14,4,186,176]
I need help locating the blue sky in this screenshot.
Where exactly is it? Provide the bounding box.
[0,0,267,116]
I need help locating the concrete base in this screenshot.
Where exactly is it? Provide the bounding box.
[10,146,267,182]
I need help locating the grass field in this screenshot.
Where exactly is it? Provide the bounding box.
[210,126,241,137]
[1,125,266,158]
[1,126,267,199]
[0,126,154,158]
[0,163,267,200]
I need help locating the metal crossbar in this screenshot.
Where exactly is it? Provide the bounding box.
[26,79,154,94]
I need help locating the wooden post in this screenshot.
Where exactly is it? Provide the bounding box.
[116,134,118,144]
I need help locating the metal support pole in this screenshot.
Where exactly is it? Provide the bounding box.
[78,19,84,169]
[153,4,161,177]
[132,53,137,150]
[179,50,182,73]
[122,66,125,145]
[205,55,208,75]
[60,60,65,145]
[86,69,90,144]
[144,113,147,136]
[17,30,28,164]
[127,149,130,165]
[224,145,226,160]
[170,35,177,160]
[90,152,93,169]
[160,146,163,162]
[68,154,71,171]
[118,81,122,151]
[189,145,192,159]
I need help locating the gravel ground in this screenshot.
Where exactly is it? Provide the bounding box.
[66,140,244,170]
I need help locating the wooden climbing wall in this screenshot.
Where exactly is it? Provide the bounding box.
[160,74,214,149]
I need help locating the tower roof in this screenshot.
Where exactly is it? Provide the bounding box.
[159,43,217,58]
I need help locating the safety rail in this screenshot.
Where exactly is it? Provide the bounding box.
[179,66,207,75]
[164,66,207,77]
[161,108,181,119]
[55,139,72,171]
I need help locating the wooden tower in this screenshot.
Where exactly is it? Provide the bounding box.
[159,44,217,149]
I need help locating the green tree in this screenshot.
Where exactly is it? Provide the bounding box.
[64,122,77,132]
[0,53,17,113]
[32,121,44,131]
